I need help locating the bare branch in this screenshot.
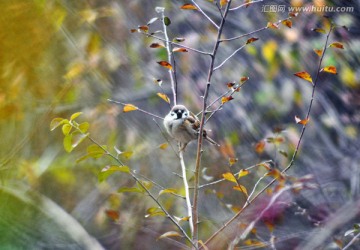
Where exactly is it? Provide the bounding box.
[221,17,293,42]
[229,0,264,11]
[213,44,246,71]
[191,0,219,29]
[107,99,164,120]
[144,32,211,56]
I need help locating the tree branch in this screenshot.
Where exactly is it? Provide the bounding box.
[191,0,219,29]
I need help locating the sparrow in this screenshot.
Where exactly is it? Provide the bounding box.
[163,105,218,150]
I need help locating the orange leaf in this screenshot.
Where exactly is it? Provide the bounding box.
[312,28,326,34]
[222,172,237,183]
[150,43,164,48]
[233,185,248,196]
[159,143,168,150]
[238,169,250,178]
[313,49,323,57]
[282,20,292,28]
[180,4,198,10]
[266,169,285,181]
[240,76,249,83]
[229,157,238,166]
[289,12,299,17]
[157,61,173,70]
[320,66,337,74]
[267,22,279,29]
[226,82,235,88]
[246,37,259,44]
[130,29,137,33]
[329,42,344,49]
[172,47,188,53]
[105,210,120,221]
[294,71,313,84]
[138,25,149,32]
[123,104,138,112]
[221,96,234,104]
[157,93,170,103]
[255,141,265,154]
[295,115,309,125]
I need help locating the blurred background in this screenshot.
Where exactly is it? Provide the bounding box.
[0,0,359,249]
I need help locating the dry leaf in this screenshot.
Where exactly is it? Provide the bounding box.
[255,141,265,154]
[180,4,198,10]
[157,61,173,70]
[295,115,309,125]
[229,157,238,166]
[312,28,326,34]
[238,169,250,178]
[172,47,188,52]
[221,96,234,104]
[294,71,313,84]
[159,143,168,150]
[313,49,323,57]
[157,231,182,240]
[320,66,337,74]
[222,172,237,183]
[282,19,292,28]
[246,37,259,44]
[267,22,279,29]
[150,43,164,48]
[329,42,344,49]
[157,93,170,103]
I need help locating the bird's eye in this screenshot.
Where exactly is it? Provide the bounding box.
[184,112,188,117]
[171,112,175,116]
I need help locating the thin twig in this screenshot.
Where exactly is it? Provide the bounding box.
[213,44,246,71]
[153,118,179,157]
[107,99,164,120]
[179,150,194,237]
[203,25,334,249]
[159,9,177,106]
[144,32,211,56]
[193,1,233,246]
[75,127,194,246]
[191,0,219,29]
[221,17,293,42]
[198,160,272,189]
[343,232,360,250]
[229,0,264,11]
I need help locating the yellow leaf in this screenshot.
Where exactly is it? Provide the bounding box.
[229,157,238,166]
[233,184,248,196]
[157,231,182,240]
[312,28,326,34]
[221,96,234,104]
[180,4,198,10]
[329,42,344,49]
[120,151,133,159]
[313,49,323,57]
[157,61,173,70]
[294,71,313,84]
[159,143,168,150]
[282,19,292,28]
[70,112,82,121]
[65,62,85,80]
[220,0,228,8]
[157,93,170,103]
[123,104,138,112]
[262,40,277,63]
[238,169,250,178]
[222,172,237,183]
[321,66,337,74]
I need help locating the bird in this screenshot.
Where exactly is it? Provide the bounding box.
[163,105,219,150]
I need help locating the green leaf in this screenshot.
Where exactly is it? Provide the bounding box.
[78,122,90,133]
[98,165,130,182]
[62,123,72,135]
[158,188,178,197]
[118,187,143,193]
[164,16,171,26]
[145,207,166,217]
[87,144,106,158]
[71,132,88,148]
[50,118,65,131]
[137,180,153,191]
[70,112,82,121]
[63,134,73,152]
